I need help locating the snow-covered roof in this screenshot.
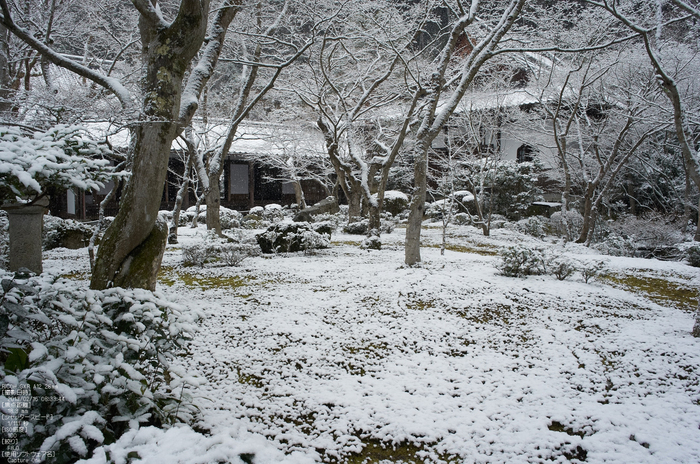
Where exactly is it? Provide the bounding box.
[83,120,326,158]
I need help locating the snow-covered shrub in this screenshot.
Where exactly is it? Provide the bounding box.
[549,210,583,239]
[612,213,684,249]
[190,206,243,230]
[361,235,382,250]
[379,190,409,216]
[686,245,700,268]
[219,207,243,229]
[0,125,127,204]
[0,272,201,462]
[453,213,470,225]
[487,160,543,221]
[381,219,396,234]
[425,199,457,220]
[256,223,331,254]
[241,207,269,230]
[497,245,546,277]
[342,218,394,235]
[182,233,258,267]
[512,216,548,238]
[580,260,608,283]
[219,243,260,266]
[43,215,94,250]
[593,232,636,257]
[182,243,209,267]
[489,214,508,229]
[343,220,369,235]
[547,257,578,281]
[249,206,264,216]
[310,212,343,230]
[262,204,284,222]
[300,229,331,255]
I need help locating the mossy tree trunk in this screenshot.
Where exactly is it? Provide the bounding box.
[91,0,210,290]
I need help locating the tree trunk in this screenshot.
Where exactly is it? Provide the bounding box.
[205,181,222,236]
[405,140,430,266]
[347,189,362,223]
[91,122,179,290]
[693,301,700,338]
[576,188,595,244]
[91,1,209,290]
[293,180,307,209]
[368,202,381,234]
[0,24,12,115]
[169,152,193,244]
[695,197,700,242]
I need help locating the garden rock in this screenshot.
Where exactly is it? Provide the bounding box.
[293,196,339,222]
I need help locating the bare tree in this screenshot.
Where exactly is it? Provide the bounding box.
[199,1,326,236]
[403,0,527,266]
[535,50,668,243]
[584,0,700,239]
[298,1,422,238]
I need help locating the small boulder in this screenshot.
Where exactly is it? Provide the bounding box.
[293,196,339,222]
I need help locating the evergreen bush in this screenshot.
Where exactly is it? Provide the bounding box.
[0,272,201,462]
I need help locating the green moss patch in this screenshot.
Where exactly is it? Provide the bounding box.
[601,273,698,312]
[424,243,499,256]
[158,266,258,291]
[59,271,89,281]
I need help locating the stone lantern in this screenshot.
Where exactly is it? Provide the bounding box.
[2,197,49,275]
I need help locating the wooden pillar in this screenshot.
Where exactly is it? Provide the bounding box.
[248,161,255,209]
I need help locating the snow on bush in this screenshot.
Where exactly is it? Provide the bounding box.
[510,216,548,238]
[249,206,264,217]
[256,223,331,254]
[184,206,243,230]
[79,425,316,464]
[592,231,636,257]
[343,219,369,235]
[549,210,583,238]
[0,125,127,203]
[580,260,608,283]
[0,272,202,462]
[342,219,394,236]
[497,245,547,277]
[377,190,409,216]
[182,233,259,267]
[686,245,700,268]
[263,204,284,222]
[612,213,685,249]
[548,256,578,281]
[452,212,470,225]
[43,215,95,250]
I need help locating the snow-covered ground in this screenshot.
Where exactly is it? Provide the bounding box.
[44,221,700,464]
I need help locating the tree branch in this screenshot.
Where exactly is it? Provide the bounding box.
[0,0,132,107]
